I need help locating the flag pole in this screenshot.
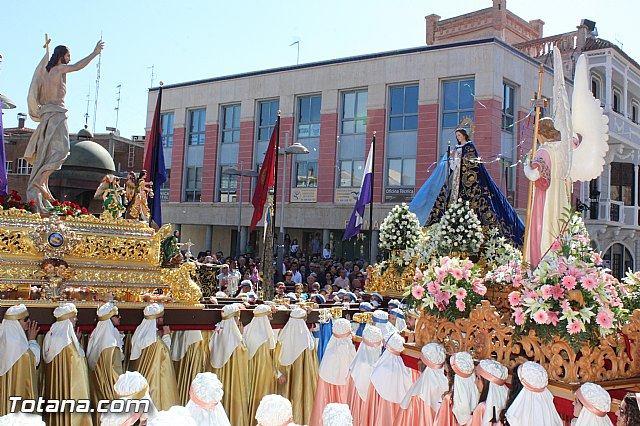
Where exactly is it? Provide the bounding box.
[522,64,545,263]
[272,112,281,279]
[369,131,376,263]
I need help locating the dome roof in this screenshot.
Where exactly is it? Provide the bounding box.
[63,140,115,172]
[77,126,93,140]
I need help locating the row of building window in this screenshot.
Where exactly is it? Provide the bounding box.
[160,79,517,202]
[591,75,640,123]
[5,158,32,175]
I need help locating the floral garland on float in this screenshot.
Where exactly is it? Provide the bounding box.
[377,203,423,268]
[403,200,488,320]
[371,200,638,349]
[507,211,632,350]
[366,203,424,296]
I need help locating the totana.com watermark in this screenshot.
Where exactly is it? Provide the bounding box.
[9,397,150,414]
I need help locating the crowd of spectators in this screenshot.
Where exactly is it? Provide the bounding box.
[190,231,374,299]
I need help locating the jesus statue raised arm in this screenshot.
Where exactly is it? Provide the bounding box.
[25,38,104,213]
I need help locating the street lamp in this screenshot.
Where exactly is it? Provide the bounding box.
[276,140,309,278]
[224,162,258,258]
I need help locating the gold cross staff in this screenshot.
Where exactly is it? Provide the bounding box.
[43,33,51,56]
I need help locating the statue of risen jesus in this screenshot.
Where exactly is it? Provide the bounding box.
[25,39,104,212]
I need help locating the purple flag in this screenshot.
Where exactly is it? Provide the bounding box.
[0,103,7,197]
[343,143,373,240]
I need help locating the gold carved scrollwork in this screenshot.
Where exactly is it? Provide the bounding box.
[414,300,640,384]
[162,262,202,303]
[0,229,36,255]
[366,261,416,297]
[0,210,199,304]
[72,235,152,263]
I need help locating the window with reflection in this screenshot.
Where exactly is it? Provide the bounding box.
[161,112,174,147]
[440,78,475,155]
[187,109,206,145]
[222,104,241,143]
[219,165,237,202]
[184,167,202,202]
[338,90,368,188]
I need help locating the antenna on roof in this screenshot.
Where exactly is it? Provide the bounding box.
[614,36,624,50]
[84,87,91,129]
[148,65,155,88]
[93,31,103,133]
[114,84,122,130]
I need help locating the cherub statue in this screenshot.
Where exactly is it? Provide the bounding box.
[128,170,154,223]
[94,174,126,219]
[524,50,609,267]
[124,171,137,207]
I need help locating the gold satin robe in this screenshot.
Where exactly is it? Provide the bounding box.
[248,343,278,426]
[276,346,319,426]
[44,344,93,426]
[212,344,250,426]
[173,339,208,405]
[0,350,37,416]
[130,339,179,411]
[90,346,123,415]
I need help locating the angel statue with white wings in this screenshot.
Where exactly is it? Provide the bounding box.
[524,49,609,267]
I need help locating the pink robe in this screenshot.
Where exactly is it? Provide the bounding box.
[308,377,348,426]
[434,393,461,426]
[360,382,401,426]
[469,402,486,426]
[529,149,551,266]
[346,375,367,426]
[393,395,437,426]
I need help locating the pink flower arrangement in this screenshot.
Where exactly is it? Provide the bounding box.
[595,309,613,328]
[451,268,464,280]
[549,239,562,253]
[411,285,424,299]
[566,320,582,335]
[404,255,484,320]
[591,252,603,266]
[561,275,577,290]
[414,267,424,281]
[533,310,548,324]
[509,211,628,350]
[455,288,467,299]
[508,291,522,307]
[513,307,525,325]
[484,261,524,288]
[580,275,598,291]
[549,284,564,300]
[427,281,440,294]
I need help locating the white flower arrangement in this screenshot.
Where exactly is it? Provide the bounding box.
[483,227,522,266]
[379,204,423,265]
[430,199,484,256]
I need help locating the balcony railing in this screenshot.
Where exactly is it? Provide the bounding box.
[605,111,640,147]
[585,199,638,226]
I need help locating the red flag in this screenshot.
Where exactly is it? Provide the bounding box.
[249,121,279,232]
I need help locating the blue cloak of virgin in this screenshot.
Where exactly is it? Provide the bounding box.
[409,142,524,247]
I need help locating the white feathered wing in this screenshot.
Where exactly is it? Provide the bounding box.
[552,48,573,180]
[569,54,609,182]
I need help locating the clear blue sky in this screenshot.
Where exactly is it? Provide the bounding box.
[1,0,636,139]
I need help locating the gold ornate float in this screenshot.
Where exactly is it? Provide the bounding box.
[0,208,202,305]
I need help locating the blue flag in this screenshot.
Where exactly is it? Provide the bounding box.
[143,87,167,227]
[0,102,7,197]
[343,143,373,240]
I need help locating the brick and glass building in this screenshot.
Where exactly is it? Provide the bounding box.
[146,1,640,276]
